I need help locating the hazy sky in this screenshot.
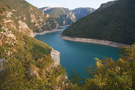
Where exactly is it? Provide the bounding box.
[26,0,114,9]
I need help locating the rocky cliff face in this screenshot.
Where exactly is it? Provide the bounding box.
[40,7,76,26]
[40,7,95,26]
[0,0,59,36]
[72,8,95,20]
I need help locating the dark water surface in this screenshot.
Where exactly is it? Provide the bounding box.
[35,26,119,78]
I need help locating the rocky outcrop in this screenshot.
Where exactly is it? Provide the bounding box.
[18,20,34,37]
[72,8,95,20]
[51,49,60,67]
[0,58,5,71]
[0,27,17,71]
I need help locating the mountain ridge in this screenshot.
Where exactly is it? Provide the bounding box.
[40,7,95,26]
[0,0,60,36]
[62,0,135,45]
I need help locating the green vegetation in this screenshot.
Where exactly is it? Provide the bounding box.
[63,0,135,45]
[1,0,135,89]
[0,0,67,89]
[68,44,135,90]
[1,25,135,89]
[0,28,66,90]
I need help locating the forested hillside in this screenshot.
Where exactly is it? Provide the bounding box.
[63,0,135,45]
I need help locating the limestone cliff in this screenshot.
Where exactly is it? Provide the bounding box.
[40,7,95,26]
[0,0,59,36]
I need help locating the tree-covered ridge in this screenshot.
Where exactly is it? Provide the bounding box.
[68,44,135,90]
[0,0,59,36]
[63,0,135,45]
[0,27,67,90]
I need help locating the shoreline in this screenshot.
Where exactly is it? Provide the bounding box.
[33,25,69,37]
[51,48,60,67]
[60,25,70,28]
[33,29,63,37]
[61,35,130,47]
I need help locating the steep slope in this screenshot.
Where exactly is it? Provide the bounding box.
[0,26,66,90]
[63,0,135,45]
[0,0,67,89]
[40,7,76,26]
[72,8,95,20]
[0,0,59,36]
[98,1,116,10]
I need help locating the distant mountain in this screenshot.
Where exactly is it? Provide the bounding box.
[40,7,95,26]
[40,7,76,26]
[63,0,135,45]
[72,8,95,20]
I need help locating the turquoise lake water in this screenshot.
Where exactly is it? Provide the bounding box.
[35,26,119,78]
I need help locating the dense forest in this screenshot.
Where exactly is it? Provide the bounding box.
[63,0,135,45]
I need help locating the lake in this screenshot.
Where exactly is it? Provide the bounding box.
[35,26,119,78]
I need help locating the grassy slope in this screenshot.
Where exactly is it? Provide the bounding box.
[63,0,135,45]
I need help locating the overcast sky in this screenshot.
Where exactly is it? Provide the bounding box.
[26,0,114,9]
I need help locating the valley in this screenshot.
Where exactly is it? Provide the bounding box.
[0,0,135,89]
